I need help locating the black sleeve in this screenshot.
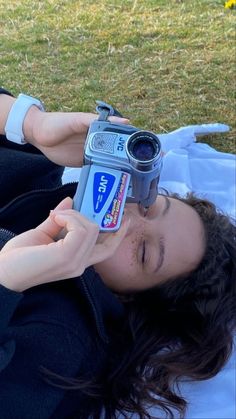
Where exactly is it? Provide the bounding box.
[0,144,64,207]
[0,283,23,336]
[0,280,94,418]
[0,87,14,96]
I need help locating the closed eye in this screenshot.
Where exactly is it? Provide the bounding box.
[142,240,146,264]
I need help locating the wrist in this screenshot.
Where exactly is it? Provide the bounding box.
[22,105,43,145]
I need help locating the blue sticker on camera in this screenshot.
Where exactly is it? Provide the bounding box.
[93,172,116,213]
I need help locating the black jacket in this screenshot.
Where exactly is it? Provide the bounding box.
[0,88,124,419]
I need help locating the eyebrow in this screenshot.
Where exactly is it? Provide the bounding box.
[153,196,171,273]
[162,195,171,217]
[154,238,165,273]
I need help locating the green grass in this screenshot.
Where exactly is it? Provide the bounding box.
[0,0,235,152]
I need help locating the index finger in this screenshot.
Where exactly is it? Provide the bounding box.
[79,112,130,126]
[108,115,130,125]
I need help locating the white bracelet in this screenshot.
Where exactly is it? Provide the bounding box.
[5,93,45,144]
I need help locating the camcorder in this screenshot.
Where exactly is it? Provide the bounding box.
[73,101,163,232]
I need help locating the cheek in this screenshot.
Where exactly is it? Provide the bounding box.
[112,243,137,272]
[107,237,139,279]
[94,234,142,291]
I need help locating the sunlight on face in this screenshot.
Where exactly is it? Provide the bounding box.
[94,195,205,293]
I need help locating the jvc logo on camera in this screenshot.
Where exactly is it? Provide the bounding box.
[98,175,108,193]
[93,172,115,213]
[117,138,125,152]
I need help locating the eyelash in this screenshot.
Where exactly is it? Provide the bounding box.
[141,238,164,268]
[142,240,146,264]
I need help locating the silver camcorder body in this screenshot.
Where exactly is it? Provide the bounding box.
[73,102,163,232]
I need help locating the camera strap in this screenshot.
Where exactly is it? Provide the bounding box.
[96,100,124,121]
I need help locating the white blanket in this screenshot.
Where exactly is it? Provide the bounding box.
[62,123,236,419]
[158,123,235,221]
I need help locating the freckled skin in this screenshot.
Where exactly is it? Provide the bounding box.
[131,237,140,265]
[94,196,205,293]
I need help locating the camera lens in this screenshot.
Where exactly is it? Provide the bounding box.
[132,139,155,161]
[127,132,160,162]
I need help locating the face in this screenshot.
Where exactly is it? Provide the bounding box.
[94,195,205,293]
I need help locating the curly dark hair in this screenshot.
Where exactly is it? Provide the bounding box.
[44,193,236,419]
[100,193,236,418]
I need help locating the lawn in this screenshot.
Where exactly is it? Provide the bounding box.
[0,0,235,153]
